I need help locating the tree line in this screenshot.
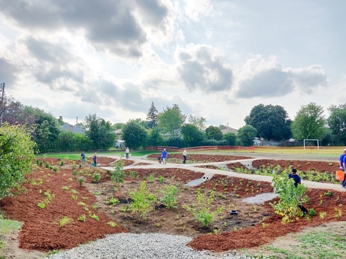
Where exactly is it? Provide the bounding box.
[1,96,346,153]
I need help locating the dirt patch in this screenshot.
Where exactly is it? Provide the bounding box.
[226,162,248,171]
[196,165,222,170]
[252,159,339,173]
[0,166,128,252]
[86,171,269,238]
[188,188,346,252]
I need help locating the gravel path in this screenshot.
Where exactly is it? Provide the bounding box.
[45,233,254,259]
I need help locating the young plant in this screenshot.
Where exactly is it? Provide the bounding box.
[93,172,101,183]
[270,174,308,223]
[159,185,178,209]
[77,214,86,222]
[148,174,155,182]
[78,176,86,187]
[183,188,225,227]
[129,181,157,217]
[89,213,100,221]
[110,160,126,193]
[107,221,117,227]
[37,202,45,209]
[157,175,165,183]
[59,216,73,228]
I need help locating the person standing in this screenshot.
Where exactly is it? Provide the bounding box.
[92,152,97,167]
[337,148,346,188]
[288,168,301,187]
[183,149,187,164]
[161,148,167,164]
[125,147,130,159]
[339,148,346,170]
[81,153,86,164]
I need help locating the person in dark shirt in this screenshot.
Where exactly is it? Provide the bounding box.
[288,168,301,187]
[81,153,86,164]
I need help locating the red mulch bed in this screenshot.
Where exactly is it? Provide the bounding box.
[123,168,204,183]
[196,174,273,198]
[189,188,346,252]
[134,162,152,166]
[0,166,127,251]
[252,159,339,173]
[147,154,251,162]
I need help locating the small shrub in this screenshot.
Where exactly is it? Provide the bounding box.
[129,181,157,217]
[37,202,45,209]
[159,185,178,209]
[93,172,101,183]
[107,221,117,227]
[78,176,86,187]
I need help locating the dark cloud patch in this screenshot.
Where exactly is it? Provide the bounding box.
[236,69,293,98]
[134,0,168,26]
[0,58,18,86]
[25,37,72,63]
[0,0,148,58]
[178,46,233,93]
[35,67,84,86]
[236,65,327,99]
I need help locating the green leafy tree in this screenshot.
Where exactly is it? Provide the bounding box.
[33,114,61,153]
[291,103,326,140]
[181,124,204,147]
[84,114,116,150]
[223,132,237,145]
[0,123,36,199]
[327,103,346,145]
[245,104,292,141]
[188,115,207,130]
[146,128,164,146]
[237,125,257,146]
[205,126,223,140]
[122,120,147,149]
[146,102,158,128]
[157,104,186,136]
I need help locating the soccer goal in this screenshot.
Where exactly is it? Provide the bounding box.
[303,139,320,150]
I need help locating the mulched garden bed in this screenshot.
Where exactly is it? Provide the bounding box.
[147,154,251,163]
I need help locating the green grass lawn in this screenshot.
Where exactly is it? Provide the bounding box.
[36,150,161,160]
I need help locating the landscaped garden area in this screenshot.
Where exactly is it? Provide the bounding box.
[1,153,346,258]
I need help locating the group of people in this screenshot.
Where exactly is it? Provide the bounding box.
[80,152,97,167]
[159,148,187,164]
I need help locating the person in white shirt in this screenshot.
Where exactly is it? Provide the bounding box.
[183,149,187,164]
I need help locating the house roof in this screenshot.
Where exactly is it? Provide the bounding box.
[221,126,238,135]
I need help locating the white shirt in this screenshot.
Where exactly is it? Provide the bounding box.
[183,150,187,156]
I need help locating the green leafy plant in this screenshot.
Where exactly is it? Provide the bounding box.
[37,202,45,209]
[324,190,332,196]
[0,124,36,200]
[105,197,120,206]
[183,188,225,227]
[157,175,165,183]
[159,185,178,209]
[129,181,157,217]
[270,174,308,223]
[148,174,155,181]
[62,186,69,191]
[93,172,101,183]
[77,214,86,222]
[110,160,126,192]
[89,213,100,221]
[129,171,139,179]
[59,216,73,228]
[77,201,87,207]
[107,221,117,227]
[78,176,86,187]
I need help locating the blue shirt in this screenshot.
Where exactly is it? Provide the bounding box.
[340,154,345,164]
[161,150,167,158]
[289,174,301,187]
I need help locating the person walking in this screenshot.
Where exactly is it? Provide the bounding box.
[161,148,167,164]
[92,152,97,167]
[183,149,187,164]
[125,147,130,159]
[342,152,346,188]
[288,168,301,187]
[339,148,346,170]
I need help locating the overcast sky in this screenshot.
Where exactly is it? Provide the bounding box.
[0,0,345,128]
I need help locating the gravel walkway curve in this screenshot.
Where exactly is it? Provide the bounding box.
[45,233,254,259]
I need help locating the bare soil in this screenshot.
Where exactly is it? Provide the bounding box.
[0,155,346,258]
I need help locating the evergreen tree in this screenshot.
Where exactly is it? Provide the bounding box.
[146,102,158,128]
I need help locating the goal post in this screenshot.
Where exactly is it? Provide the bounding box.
[303,139,319,150]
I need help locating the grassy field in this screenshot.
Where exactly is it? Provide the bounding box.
[36,146,345,161]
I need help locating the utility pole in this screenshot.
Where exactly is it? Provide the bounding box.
[0,82,5,126]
